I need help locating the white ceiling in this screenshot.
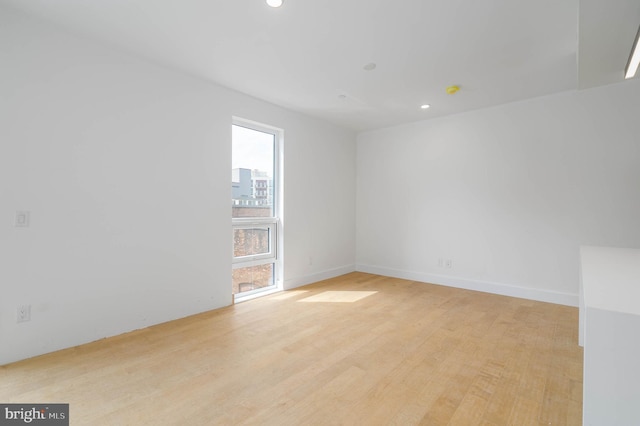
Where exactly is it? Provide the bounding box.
[2,0,638,131]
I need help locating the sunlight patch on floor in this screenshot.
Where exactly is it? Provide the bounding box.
[298,291,378,303]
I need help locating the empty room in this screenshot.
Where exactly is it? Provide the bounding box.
[1,0,639,425]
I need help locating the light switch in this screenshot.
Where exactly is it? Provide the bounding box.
[15,211,30,227]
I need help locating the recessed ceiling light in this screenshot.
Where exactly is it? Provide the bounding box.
[266,0,283,7]
[363,63,377,71]
[421,104,431,109]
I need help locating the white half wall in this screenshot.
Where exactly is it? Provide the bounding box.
[357,80,640,306]
[0,7,355,365]
[579,246,640,425]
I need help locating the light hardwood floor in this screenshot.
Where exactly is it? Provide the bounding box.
[0,273,583,425]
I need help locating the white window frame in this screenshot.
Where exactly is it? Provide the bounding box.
[232,218,278,266]
[232,117,283,301]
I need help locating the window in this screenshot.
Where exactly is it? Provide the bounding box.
[231,119,282,300]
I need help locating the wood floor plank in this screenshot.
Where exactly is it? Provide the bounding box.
[0,272,583,425]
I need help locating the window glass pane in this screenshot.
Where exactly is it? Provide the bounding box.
[233,227,271,258]
[232,125,275,218]
[232,263,274,294]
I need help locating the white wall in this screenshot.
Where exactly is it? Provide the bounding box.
[0,7,356,365]
[357,80,640,305]
[579,246,640,425]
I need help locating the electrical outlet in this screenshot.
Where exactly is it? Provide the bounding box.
[437,258,444,267]
[445,259,453,268]
[17,305,31,323]
[15,211,30,228]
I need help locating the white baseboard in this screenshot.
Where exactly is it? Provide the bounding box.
[284,264,356,290]
[356,264,578,307]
